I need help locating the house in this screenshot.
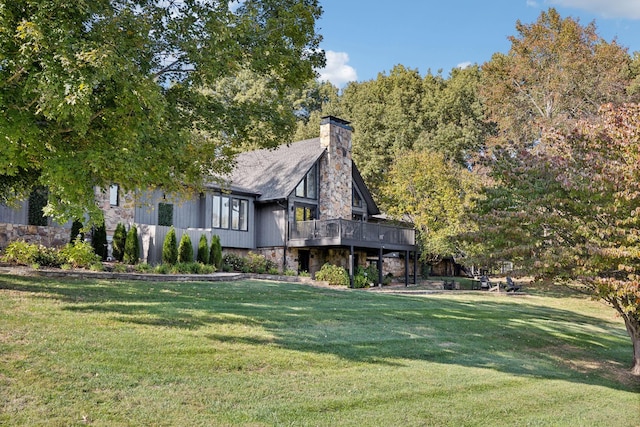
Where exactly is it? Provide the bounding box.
[0,116,418,284]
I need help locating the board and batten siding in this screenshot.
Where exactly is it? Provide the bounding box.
[134,190,206,229]
[255,204,286,247]
[0,201,28,225]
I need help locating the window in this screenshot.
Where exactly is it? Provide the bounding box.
[295,164,317,199]
[213,195,248,231]
[27,186,48,226]
[352,187,363,208]
[158,203,173,226]
[109,184,119,206]
[295,205,316,221]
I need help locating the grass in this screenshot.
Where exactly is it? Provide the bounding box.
[1,274,638,426]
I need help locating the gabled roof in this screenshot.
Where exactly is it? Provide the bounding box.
[223,137,326,202]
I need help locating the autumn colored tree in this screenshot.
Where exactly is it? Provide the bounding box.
[381,150,481,266]
[467,104,640,375]
[0,0,324,223]
[480,8,634,153]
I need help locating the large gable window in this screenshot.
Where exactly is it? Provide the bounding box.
[295,164,317,199]
[213,195,248,231]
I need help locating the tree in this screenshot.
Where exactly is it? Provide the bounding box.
[123,224,139,265]
[177,233,193,264]
[381,150,481,266]
[111,223,126,262]
[480,8,635,153]
[209,235,222,269]
[162,226,178,265]
[340,65,426,198]
[70,219,84,244]
[467,104,640,375]
[196,234,209,264]
[91,219,108,260]
[0,0,324,224]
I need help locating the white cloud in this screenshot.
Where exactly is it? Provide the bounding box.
[526,0,539,7]
[457,61,473,69]
[317,50,358,88]
[548,0,640,19]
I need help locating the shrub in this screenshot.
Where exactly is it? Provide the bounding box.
[60,238,101,268]
[2,241,66,268]
[92,220,108,260]
[112,223,127,262]
[112,263,128,273]
[177,233,193,263]
[299,270,310,277]
[33,246,64,268]
[196,234,209,264]
[209,235,222,268]
[154,263,171,274]
[1,240,40,265]
[353,264,379,288]
[134,263,152,273]
[245,252,269,274]
[171,262,215,275]
[315,263,349,286]
[70,219,84,244]
[162,227,178,265]
[222,253,244,271]
[123,225,140,264]
[284,269,297,276]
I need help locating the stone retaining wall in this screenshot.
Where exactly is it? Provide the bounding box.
[0,223,70,249]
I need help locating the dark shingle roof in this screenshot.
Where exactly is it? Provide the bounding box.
[223,138,326,201]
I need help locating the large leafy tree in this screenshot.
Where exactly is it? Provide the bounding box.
[0,0,324,223]
[340,65,426,199]
[381,150,481,266]
[467,104,640,375]
[480,8,634,153]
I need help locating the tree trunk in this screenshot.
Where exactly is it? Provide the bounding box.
[622,315,640,376]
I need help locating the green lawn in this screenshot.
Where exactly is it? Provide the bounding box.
[1,274,638,426]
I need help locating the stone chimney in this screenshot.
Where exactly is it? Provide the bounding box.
[319,116,353,220]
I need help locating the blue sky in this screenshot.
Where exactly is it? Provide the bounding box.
[316,0,640,87]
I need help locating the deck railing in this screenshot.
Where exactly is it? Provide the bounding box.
[288,219,415,248]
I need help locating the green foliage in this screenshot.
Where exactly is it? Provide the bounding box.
[209,235,222,268]
[468,104,640,374]
[244,252,276,274]
[0,0,324,223]
[60,238,101,268]
[196,235,209,264]
[91,220,108,260]
[123,225,139,265]
[162,227,178,265]
[1,240,40,265]
[222,253,245,272]
[381,150,481,264]
[480,7,634,153]
[70,220,84,244]
[111,223,127,262]
[314,263,349,286]
[1,240,65,268]
[177,233,193,264]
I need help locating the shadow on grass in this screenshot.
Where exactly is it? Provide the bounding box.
[1,273,638,392]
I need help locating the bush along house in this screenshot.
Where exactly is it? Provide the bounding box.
[0,117,418,285]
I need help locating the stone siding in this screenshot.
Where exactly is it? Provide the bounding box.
[0,223,71,249]
[318,117,352,220]
[94,187,136,234]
